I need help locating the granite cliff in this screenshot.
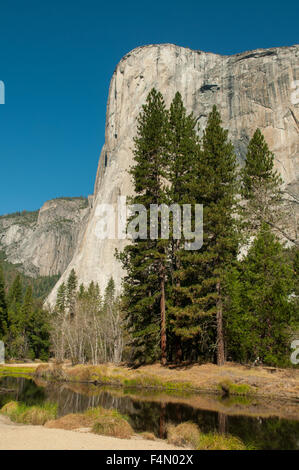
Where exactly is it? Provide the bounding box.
[0,197,90,278]
[43,43,298,304]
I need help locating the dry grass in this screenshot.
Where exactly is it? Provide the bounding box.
[1,401,18,415]
[92,416,133,439]
[45,413,93,430]
[1,401,57,425]
[90,407,133,439]
[197,432,247,450]
[31,361,299,400]
[44,406,134,439]
[167,422,201,449]
[167,421,248,450]
[34,364,67,382]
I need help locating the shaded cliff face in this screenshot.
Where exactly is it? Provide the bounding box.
[0,198,90,277]
[47,43,299,305]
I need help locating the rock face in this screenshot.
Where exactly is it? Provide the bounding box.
[0,198,90,277]
[47,43,299,305]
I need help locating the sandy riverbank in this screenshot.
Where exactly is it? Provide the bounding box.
[0,415,184,451]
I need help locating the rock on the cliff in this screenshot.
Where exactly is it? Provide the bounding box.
[0,198,90,277]
[47,43,299,305]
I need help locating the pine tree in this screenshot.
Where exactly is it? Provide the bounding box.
[21,285,33,328]
[66,269,77,318]
[27,306,50,361]
[56,282,66,313]
[240,128,294,242]
[7,274,23,307]
[117,88,169,364]
[0,265,7,338]
[166,92,201,362]
[226,225,295,366]
[103,277,116,311]
[171,106,239,365]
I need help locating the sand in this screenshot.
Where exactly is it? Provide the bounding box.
[0,415,183,451]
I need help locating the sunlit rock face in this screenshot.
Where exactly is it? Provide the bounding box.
[47,43,299,305]
[0,198,90,277]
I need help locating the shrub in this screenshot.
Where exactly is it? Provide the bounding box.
[1,401,57,425]
[45,413,93,430]
[197,432,247,450]
[219,380,254,396]
[167,422,201,449]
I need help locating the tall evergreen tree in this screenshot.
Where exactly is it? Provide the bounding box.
[117,88,169,364]
[66,269,78,318]
[226,225,295,366]
[7,274,23,307]
[166,92,201,361]
[103,277,116,311]
[56,282,66,314]
[240,128,296,243]
[172,106,239,365]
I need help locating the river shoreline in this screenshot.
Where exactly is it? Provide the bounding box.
[1,362,299,402]
[0,414,184,450]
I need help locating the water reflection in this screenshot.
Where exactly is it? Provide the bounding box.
[0,376,298,449]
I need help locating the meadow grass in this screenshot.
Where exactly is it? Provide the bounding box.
[167,421,253,450]
[46,405,134,439]
[1,400,57,425]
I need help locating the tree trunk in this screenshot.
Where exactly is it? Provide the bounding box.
[218,412,227,434]
[216,280,225,366]
[175,338,183,363]
[160,266,167,366]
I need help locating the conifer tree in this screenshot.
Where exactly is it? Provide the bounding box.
[172,106,239,365]
[56,282,66,313]
[118,88,169,364]
[240,128,295,243]
[28,306,50,361]
[166,92,201,361]
[66,269,77,318]
[21,285,33,330]
[226,225,295,366]
[8,274,23,307]
[103,277,116,312]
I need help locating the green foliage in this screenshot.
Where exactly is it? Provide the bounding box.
[226,225,296,366]
[117,88,169,364]
[240,128,285,238]
[169,104,240,364]
[0,250,60,300]
[218,380,254,396]
[1,400,57,425]
[241,129,282,199]
[117,92,294,368]
[66,269,78,317]
[0,268,51,360]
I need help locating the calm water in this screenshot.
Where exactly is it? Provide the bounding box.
[0,375,299,450]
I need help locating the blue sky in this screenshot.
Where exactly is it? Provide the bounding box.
[0,0,298,215]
